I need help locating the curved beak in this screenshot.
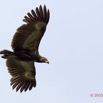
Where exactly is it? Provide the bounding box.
[45,60,49,64]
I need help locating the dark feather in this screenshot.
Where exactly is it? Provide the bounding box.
[12,5,50,52]
[6,58,36,92]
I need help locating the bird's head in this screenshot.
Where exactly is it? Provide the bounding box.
[39,57,49,64]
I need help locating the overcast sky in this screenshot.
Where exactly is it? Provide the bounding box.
[0,0,103,103]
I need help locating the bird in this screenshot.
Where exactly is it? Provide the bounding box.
[0,5,50,93]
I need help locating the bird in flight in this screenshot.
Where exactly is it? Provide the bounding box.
[0,5,50,93]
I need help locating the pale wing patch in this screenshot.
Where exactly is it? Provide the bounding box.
[23,31,41,50]
[20,61,35,79]
[6,58,36,92]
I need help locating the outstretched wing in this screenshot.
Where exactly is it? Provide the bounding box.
[11,5,50,52]
[6,58,36,93]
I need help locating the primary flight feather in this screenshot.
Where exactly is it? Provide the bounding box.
[0,5,50,93]
[12,5,50,52]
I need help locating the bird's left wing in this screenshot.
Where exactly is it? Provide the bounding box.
[6,58,36,93]
[11,5,50,52]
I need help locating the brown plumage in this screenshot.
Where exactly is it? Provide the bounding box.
[0,5,50,93]
[6,57,36,92]
[12,5,50,51]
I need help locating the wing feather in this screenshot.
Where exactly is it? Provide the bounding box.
[31,9,38,19]
[36,7,42,19]
[39,5,43,18]
[12,5,50,52]
[6,58,36,92]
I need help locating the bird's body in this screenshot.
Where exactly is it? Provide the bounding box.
[0,5,50,93]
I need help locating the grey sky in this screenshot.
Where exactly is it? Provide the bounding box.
[0,0,103,103]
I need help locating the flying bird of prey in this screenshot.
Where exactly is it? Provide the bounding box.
[0,5,50,93]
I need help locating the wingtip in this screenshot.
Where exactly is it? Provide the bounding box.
[23,5,50,24]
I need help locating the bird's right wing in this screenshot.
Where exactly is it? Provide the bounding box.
[6,58,36,93]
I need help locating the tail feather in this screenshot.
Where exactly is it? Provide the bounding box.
[0,50,13,54]
[0,50,14,59]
